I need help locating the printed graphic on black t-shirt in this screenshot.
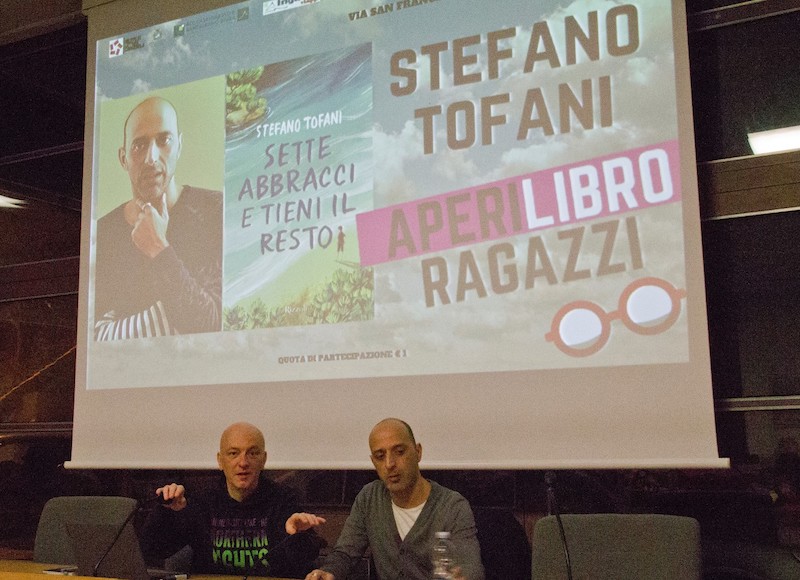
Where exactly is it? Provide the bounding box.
[211,515,271,571]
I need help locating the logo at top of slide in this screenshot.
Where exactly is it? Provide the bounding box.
[263,0,320,16]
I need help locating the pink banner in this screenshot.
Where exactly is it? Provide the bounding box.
[357,141,681,266]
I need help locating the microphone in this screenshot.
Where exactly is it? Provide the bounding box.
[545,470,558,516]
[544,471,573,580]
[153,493,175,507]
[92,495,173,577]
[92,501,140,577]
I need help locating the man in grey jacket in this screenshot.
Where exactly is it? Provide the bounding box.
[306,418,484,580]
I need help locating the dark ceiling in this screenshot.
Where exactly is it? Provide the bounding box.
[0,19,86,213]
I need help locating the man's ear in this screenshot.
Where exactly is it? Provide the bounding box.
[118,146,127,169]
[176,132,183,157]
[416,443,422,462]
[216,451,223,470]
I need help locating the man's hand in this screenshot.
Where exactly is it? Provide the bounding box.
[285,512,327,534]
[305,569,334,580]
[132,193,170,258]
[156,483,187,512]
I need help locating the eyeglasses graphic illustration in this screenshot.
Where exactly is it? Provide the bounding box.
[545,277,686,357]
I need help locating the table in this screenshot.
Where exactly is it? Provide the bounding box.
[0,560,103,580]
[0,560,280,579]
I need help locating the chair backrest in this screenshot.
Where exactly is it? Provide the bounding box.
[33,496,138,564]
[531,513,701,580]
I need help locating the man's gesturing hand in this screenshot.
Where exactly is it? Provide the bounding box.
[286,512,327,534]
[156,483,187,512]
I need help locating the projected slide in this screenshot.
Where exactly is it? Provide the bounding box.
[87,0,691,389]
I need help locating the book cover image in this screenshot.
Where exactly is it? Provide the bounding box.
[222,43,374,330]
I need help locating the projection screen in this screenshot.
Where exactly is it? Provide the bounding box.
[70,0,728,469]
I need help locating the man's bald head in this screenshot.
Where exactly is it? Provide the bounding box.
[217,422,267,501]
[118,96,182,205]
[369,417,416,446]
[122,96,179,147]
[220,421,265,451]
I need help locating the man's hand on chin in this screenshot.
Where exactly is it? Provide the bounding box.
[132,193,170,258]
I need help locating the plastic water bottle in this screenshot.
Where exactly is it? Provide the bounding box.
[431,531,455,580]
